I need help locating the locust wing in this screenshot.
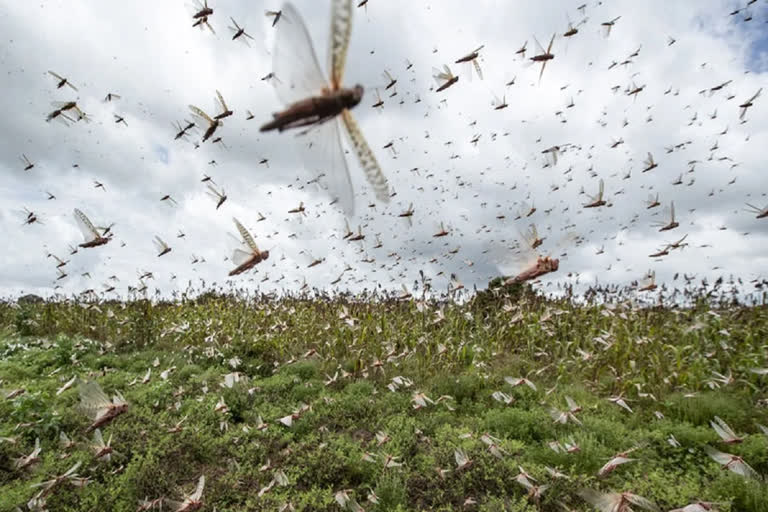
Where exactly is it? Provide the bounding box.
[233,218,258,252]
[301,118,356,215]
[585,178,605,203]
[432,65,455,87]
[206,184,224,200]
[578,489,621,512]
[644,152,655,167]
[215,90,228,112]
[227,232,254,266]
[78,381,112,421]
[341,110,390,204]
[231,248,253,267]
[271,2,329,105]
[73,209,100,242]
[624,494,660,512]
[191,475,205,501]
[153,236,169,253]
[329,0,354,88]
[189,105,215,125]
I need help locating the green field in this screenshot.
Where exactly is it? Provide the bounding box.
[1,290,767,511]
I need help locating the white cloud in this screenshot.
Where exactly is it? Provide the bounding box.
[0,0,766,299]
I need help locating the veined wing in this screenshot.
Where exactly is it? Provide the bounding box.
[231,248,253,266]
[112,391,127,406]
[578,489,620,512]
[226,232,253,266]
[189,105,214,124]
[78,381,112,420]
[206,184,223,199]
[329,0,354,88]
[494,235,538,276]
[154,236,169,251]
[215,90,228,112]
[625,494,660,512]
[473,60,483,80]
[73,209,100,240]
[93,428,106,448]
[62,461,82,478]
[341,110,390,204]
[233,217,258,252]
[644,152,654,167]
[524,224,545,248]
[191,0,206,12]
[433,65,455,86]
[192,475,205,501]
[272,2,329,105]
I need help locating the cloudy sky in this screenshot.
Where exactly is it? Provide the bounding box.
[0,0,766,299]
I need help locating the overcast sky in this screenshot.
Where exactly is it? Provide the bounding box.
[0,0,766,299]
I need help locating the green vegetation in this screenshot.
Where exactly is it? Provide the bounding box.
[0,292,767,511]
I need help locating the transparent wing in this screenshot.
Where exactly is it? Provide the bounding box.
[578,489,618,512]
[473,60,483,80]
[329,0,354,87]
[432,65,454,86]
[192,475,205,501]
[232,249,253,267]
[494,241,538,277]
[189,105,214,124]
[298,117,355,215]
[341,109,390,204]
[626,494,660,512]
[432,67,446,86]
[93,429,105,448]
[704,446,732,465]
[62,461,82,477]
[272,2,329,105]
[645,152,653,166]
[215,90,227,111]
[524,224,539,247]
[78,381,112,419]
[73,209,100,240]
[227,232,253,266]
[233,218,258,252]
[165,499,185,511]
[206,184,222,198]
[546,33,556,53]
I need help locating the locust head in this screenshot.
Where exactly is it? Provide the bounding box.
[340,85,364,109]
[539,257,559,273]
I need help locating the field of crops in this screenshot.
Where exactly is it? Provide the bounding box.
[1,289,767,511]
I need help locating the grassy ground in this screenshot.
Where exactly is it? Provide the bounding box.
[0,291,767,511]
